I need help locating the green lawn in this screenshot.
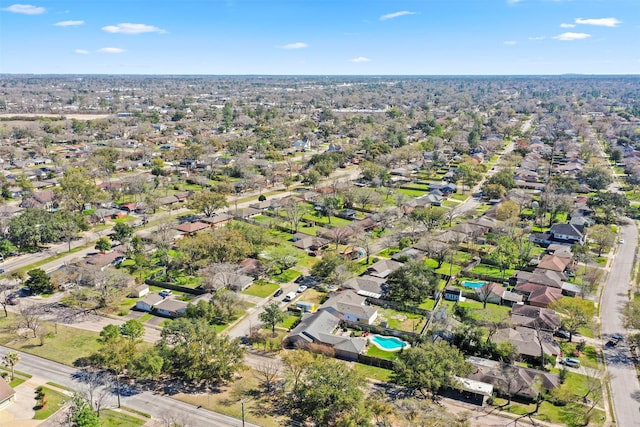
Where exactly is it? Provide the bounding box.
[0,315,101,366]
[278,313,302,330]
[470,263,517,279]
[366,344,401,361]
[376,307,427,333]
[491,398,605,426]
[269,269,301,283]
[33,386,70,420]
[242,281,280,298]
[559,343,599,369]
[100,409,147,427]
[378,247,400,258]
[441,299,512,324]
[353,363,393,382]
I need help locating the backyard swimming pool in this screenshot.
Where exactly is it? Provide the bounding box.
[369,334,410,352]
[462,280,486,289]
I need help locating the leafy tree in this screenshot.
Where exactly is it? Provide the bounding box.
[94,237,111,253]
[0,239,17,258]
[294,356,370,427]
[128,348,164,380]
[485,169,515,191]
[496,200,520,222]
[259,302,285,336]
[587,191,630,224]
[158,318,246,386]
[2,352,19,380]
[549,298,595,342]
[56,167,104,212]
[589,224,615,256]
[70,393,100,427]
[487,236,519,279]
[302,170,320,188]
[111,222,134,244]
[188,191,228,216]
[95,324,137,407]
[385,261,439,304]
[409,206,447,231]
[25,268,55,294]
[261,245,301,274]
[120,319,145,341]
[482,183,506,200]
[392,341,473,400]
[579,165,612,190]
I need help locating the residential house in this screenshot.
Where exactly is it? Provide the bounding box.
[366,259,403,279]
[537,255,573,273]
[85,250,127,271]
[476,283,505,305]
[444,286,462,302]
[466,357,560,402]
[135,294,164,312]
[229,207,261,219]
[391,247,427,263]
[492,327,561,360]
[510,305,561,332]
[175,221,209,236]
[285,310,368,361]
[514,282,563,308]
[20,189,56,211]
[342,275,386,299]
[200,213,233,229]
[155,298,189,318]
[291,233,330,252]
[319,290,378,324]
[206,272,254,292]
[0,377,16,410]
[530,223,586,246]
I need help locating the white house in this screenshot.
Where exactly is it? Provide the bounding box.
[135,294,164,312]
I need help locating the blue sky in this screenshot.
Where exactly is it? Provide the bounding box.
[1,0,638,75]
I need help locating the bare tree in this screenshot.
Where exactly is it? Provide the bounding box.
[19,303,41,338]
[75,369,113,417]
[254,361,280,394]
[0,283,17,317]
[199,263,241,292]
[283,199,307,233]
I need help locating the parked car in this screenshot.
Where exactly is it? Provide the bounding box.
[555,330,571,339]
[606,334,623,347]
[160,289,173,297]
[283,292,296,302]
[619,238,625,244]
[0,269,4,274]
[274,288,283,297]
[560,357,581,368]
[296,285,307,293]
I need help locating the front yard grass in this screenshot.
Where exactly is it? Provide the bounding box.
[0,315,100,366]
[269,269,301,283]
[490,398,605,426]
[33,386,70,420]
[277,313,302,330]
[242,281,280,298]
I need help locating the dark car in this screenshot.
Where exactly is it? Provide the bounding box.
[294,276,305,284]
[274,288,283,297]
[555,330,571,340]
[606,334,623,347]
[0,269,4,274]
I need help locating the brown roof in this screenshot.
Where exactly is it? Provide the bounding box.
[175,221,209,233]
[537,255,572,272]
[0,377,15,402]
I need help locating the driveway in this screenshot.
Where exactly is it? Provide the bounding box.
[0,377,50,427]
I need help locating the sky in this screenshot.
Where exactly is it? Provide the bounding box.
[0,0,638,75]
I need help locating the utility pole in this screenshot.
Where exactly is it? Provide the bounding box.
[241,400,245,427]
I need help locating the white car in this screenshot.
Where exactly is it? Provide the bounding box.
[296,285,307,293]
[160,289,173,297]
[619,238,625,244]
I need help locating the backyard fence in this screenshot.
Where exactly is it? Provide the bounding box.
[145,279,207,295]
[366,297,432,318]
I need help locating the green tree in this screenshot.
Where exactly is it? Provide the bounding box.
[294,356,370,427]
[57,167,104,212]
[111,222,134,244]
[188,191,228,217]
[25,268,55,294]
[120,319,145,342]
[409,206,447,231]
[589,224,615,256]
[94,237,111,253]
[128,348,164,380]
[587,191,630,224]
[2,352,19,380]
[579,165,612,190]
[487,236,519,279]
[549,298,595,342]
[158,318,245,386]
[385,261,439,304]
[259,302,285,336]
[392,341,473,400]
[70,393,100,427]
[0,239,17,258]
[485,168,515,191]
[95,324,137,408]
[261,245,301,274]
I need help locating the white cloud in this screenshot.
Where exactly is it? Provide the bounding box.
[74,49,89,55]
[102,23,166,34]
[528,36,546,41]
[503,40,517,45]
[575,17,621,27]
[55,20,84,27]
[380,11,415,21]
[553,32,591,41]
[97,47,125,54]
[281,42,308,49]
[560,23,576,28]
[350,56,371,63]
[2,4,45,14]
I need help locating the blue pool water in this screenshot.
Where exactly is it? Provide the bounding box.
[370,334,410,352]
[462,280,486,289]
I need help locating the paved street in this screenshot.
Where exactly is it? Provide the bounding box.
[600,221,640,427]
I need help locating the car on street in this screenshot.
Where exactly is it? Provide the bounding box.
[606,334,624,347]
[160,289,173,297]
[0,269,4,274]
[560,357,581,368]
[620,238,625,244]
[555,330,571,339]
[273,288,283,297]
[283,292,296,302]
[296,285,307,293]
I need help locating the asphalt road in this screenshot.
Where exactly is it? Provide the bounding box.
[0,346,261,427]
[600,221,640,427]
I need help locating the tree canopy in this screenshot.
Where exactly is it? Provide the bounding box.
[385,261,439,304]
